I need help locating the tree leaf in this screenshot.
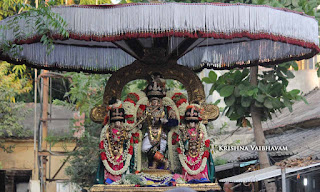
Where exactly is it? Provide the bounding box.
[291,62,298,71]
[264,98,273,109]
[241,97,252,108]
[225,95,235,106]
[289,89,300,96]
[234,86,241,97]
[236,106,246,116]
[209,71,218,83]
[272,98,282,109]
[286,70,295,79]
[255,101,264,108]
[209,85,215,95]
[292,0,299,7]
[255,94,266,103]
[202,77,212,84]
[233,70,243,83]
[219,85,235,97]
[226,107,234,117]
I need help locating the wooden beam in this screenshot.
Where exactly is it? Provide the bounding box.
[124,39,145,59]
[168,38,199,60]
[153,37,169,50]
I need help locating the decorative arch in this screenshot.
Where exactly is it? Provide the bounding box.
[102,60,205,105]
[90,60,206,123]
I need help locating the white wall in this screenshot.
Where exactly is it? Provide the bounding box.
[287,70,319,94]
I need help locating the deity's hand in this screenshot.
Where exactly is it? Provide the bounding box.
[179,125,185,132]
[160,118,168,124]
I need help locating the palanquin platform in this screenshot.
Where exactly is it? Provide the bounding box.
[90,183,221,192]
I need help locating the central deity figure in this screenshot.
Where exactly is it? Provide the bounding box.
[137,73,178,169]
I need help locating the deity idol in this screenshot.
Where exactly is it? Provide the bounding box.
[178,105,212,182]
[99,99,134,184]
[137,74,178,169]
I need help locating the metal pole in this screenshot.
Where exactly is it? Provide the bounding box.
[281,168,286,192]
[41,70,49,192]
[33,69,38,180]
[33,0,39,182]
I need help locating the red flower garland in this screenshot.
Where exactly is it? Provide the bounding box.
[130,137,133,144]
[172,132,180,145]
[128,145,134,155]
[203,150,209,158]
[101,152,107,160]
[99,140,104,149]
[205,139,210,148]
[177,147,182,154]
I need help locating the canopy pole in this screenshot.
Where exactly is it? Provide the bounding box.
[250,66,276,192]
[33,69,38,180]
[41,70,49,192]
[281,168,286,192]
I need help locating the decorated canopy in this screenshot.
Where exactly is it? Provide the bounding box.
[0,3,319,73]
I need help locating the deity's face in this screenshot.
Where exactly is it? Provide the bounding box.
[114,120,123,128]
[187,121,198,129]
[150,98,161,107]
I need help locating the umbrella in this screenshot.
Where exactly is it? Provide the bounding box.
[0,3,319,74]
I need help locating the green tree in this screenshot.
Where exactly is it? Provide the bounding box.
[0,61,32,152]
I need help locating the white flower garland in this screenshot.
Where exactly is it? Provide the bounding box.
[102,154,132,176]
[178,154,207,176]
[178,102,189,116]
[103,138,130,165]
[168,127,180,172]
[178,128,205,166]
[136,130,142,171]
[178,123,209,175]
[134,90,146,101]
[162,97,180,123]
[123,101,135,116]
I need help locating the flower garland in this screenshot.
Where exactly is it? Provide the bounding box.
[177,123,211,175]
[101,127,133,165]
[162,97,180,122]
[168,127,181,172]
[177,131,205,166]
[103,139,129,165]
[178,154,207,176]
[102,154,132,176]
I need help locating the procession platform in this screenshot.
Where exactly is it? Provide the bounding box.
[90,183,221,192]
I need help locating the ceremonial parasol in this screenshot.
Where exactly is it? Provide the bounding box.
[0,3,319,74]
[0,4,318,191]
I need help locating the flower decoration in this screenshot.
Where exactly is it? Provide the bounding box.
[125,114,134,124]
[172,92,188,107]
[99,140,104,149]
[101,152,107,160]
[203,150,209,158]
[172,132,180,145]
[132,132,140,143]
[128,145,134,155]
[205,139,210,148]
[177,147,182,154]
